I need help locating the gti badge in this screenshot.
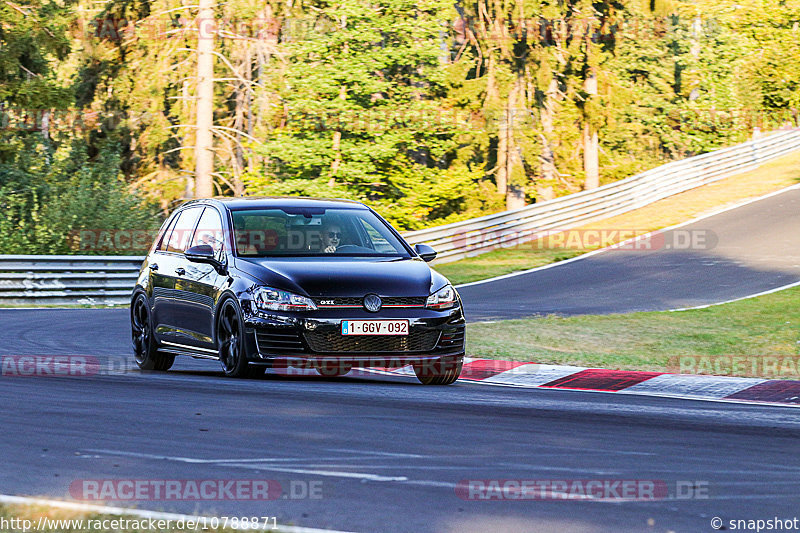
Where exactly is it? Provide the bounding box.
[363,294,382,312]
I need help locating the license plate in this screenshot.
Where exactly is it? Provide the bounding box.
[341,320,409,336]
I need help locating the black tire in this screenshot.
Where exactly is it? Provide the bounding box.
[131,293,174,371]
[413,358,463,385]
[217,298,250,378]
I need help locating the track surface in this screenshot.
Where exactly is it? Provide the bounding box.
[2,187,800,532]
[3,309,800,532]
[2,346,800,533]
[458,186,800,320]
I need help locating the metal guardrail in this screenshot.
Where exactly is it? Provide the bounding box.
[2,129,799,305]
[403,128,800,262]
[0,255,145,306]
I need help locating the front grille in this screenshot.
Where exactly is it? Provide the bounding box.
[314,296,427,308]
[304,329,440,353]
[256,328,305,355]
[382,296,427,307]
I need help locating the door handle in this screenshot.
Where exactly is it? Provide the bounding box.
[149,263,159,271]
[175,267,186,276]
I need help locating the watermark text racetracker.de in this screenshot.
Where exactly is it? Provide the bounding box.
[69,479,323,501]
[5,105,796,137]
[448,228,717,256]
[455,479,709,501]
[669,356,800,379]
[66,227,718,255]
[1,356,134,377]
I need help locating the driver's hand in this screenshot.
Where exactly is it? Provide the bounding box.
[324,245,336,253]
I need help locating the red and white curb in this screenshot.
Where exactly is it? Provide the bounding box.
[453,359,800,407]
[277,358,800,408]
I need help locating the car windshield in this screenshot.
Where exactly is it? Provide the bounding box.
[231,207,411,258]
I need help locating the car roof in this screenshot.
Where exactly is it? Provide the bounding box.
[181,196,368,211]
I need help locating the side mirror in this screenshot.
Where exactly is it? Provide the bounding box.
[414,243,437,262]
[185,244,224,271]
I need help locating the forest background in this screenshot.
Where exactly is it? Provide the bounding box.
[1,0,798,253]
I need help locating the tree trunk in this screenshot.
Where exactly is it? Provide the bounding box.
[582,72,599,190]
[496,104,508,198]
[329,85,346,187]
[583,123,599,190]
[539,78,559,186]
[485,53,507,197]
[194,0,216,198]
[505,78,525,210]
[231,44,249,196]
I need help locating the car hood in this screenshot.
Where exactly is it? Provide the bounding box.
[234,256,449,297]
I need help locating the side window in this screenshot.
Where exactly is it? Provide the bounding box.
[358,218,395,253]
[156,215,179,252]
[166,207,203,253]
[191,207,225,256]
[232,212,286,255]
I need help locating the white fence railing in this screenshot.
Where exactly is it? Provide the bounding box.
[0,255,145,306]
[402,128,800,262]
[2,129,799,305]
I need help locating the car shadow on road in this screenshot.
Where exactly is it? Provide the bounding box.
[165,367,419,386]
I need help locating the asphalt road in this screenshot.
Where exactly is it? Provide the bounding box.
[2,309,800,532]
[1,352,800,533]
[457,186,800,320]
[2,187,800,532]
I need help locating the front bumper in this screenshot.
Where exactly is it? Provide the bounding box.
[241,304,466,368]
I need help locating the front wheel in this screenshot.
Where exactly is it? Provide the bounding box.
[131,293,174,371]
[413,358,463,385]
[217,299,250,378]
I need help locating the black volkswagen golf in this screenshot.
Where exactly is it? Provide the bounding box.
[130,197,465,385]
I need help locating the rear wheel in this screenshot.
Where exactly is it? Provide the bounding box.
[413,358,462,385]
[131,293,174,371]
[217,299,250,378]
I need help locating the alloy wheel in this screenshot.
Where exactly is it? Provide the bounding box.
[131,296,151,365]
[218,300,243,374]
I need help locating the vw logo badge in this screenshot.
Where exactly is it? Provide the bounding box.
[363,294,382,312]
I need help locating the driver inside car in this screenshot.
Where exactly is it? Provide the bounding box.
[321,223,343,253]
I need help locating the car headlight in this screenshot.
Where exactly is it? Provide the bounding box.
[426,284,457,310]
[253,286,317,312]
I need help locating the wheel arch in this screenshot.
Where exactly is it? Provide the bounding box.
[212,290,242,345]
[130,285,147,304]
